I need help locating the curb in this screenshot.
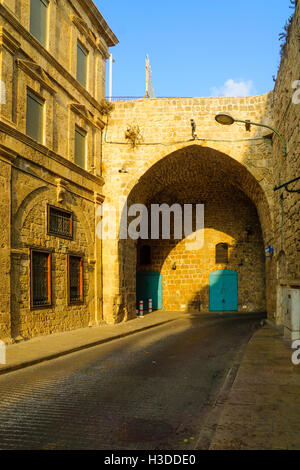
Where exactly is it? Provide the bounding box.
[0,317,180,377]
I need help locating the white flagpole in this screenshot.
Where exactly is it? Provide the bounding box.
[145,55,149,98]
[109,54,113,102]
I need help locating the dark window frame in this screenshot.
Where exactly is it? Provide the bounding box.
[76,40,88,88]
[74,125,87,169]
[30,249,52,310]
[29,0,49,47]
[26,88,45,144]
[140,244,152,266]
[47,205,73,240]
[215,243,229,264]
[67,254,84,305]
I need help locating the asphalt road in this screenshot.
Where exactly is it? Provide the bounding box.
[0,313,263,450]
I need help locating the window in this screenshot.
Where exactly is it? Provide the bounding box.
[30,0,49,47]
[26,89,44,143]
[30,250,52,308]
[74,125,86,168]
[48,205,73,239]
[76,41,88,87]
[140,245,151,265]
[216,243,229,264]
[68,255,83,304]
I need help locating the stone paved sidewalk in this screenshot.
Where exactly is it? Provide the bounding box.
[209,324,300,450]
[0,310,183,375]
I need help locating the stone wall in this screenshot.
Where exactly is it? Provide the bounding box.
[102,95,275,323]
[272,1,300,333]
[0,158,11,340]
[137,184,265,313]
[10,169,96,339]
[0,0,116,340]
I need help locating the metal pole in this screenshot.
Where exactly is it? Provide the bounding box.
[109,54,113,102]
[235,119,287,157]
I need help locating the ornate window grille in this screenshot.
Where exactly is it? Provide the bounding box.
[48,205,73,239]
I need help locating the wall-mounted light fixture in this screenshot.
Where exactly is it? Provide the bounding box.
[172,262,177,271]
[215,113,287,157]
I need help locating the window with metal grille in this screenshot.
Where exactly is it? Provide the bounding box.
[30,0,49,47]
[31,250,52,308]
[74,125,87,169]
[48,205,73,239]
[215,243,229,264]
[68,255,83,304]
[76,41,88,87]
[26,89,44,143]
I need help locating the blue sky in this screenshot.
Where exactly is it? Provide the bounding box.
[95,0,294,98]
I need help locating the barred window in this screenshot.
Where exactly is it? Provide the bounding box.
[68,256,83,304]
[216,243,229,264]
[48,205,73,239]
[31,250,52,308]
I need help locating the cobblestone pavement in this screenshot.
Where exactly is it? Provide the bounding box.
[0,314,262,450]
[209,325,300,450]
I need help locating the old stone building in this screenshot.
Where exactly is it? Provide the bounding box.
[0,0,118,341]
[0,0,299,342]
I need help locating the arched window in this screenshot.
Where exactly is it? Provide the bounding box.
[140,245,151,266]
[216,243,229,264]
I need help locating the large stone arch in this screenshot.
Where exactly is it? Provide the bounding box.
[102,143,274,323]
[122,144,273,243]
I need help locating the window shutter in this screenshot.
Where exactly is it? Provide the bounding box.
[30,0,49,46]
[26,90,44,143]
[77,42,88,87]
[74,126,87,169]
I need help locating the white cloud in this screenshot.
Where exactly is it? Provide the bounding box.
[211,79,255,97]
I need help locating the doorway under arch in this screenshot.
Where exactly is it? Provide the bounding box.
[116,144,272,321]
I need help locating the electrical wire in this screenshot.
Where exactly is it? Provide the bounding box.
[104,116,270,147]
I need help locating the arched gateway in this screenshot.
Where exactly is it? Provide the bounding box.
[101,96,275,324]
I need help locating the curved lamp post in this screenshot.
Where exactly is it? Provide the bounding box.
[215,112,287,157]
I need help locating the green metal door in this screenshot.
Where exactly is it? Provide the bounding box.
[136,271,163,311]
[209,269,238,312]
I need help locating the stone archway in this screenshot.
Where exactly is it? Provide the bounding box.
[102,144,273,323]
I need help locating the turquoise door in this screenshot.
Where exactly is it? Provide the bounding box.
[136,271,163,311]
[209,270,238,312]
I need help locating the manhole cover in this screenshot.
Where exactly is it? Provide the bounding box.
[117,418,173,443]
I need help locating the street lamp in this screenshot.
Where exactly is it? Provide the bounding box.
[215,112,287,157]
